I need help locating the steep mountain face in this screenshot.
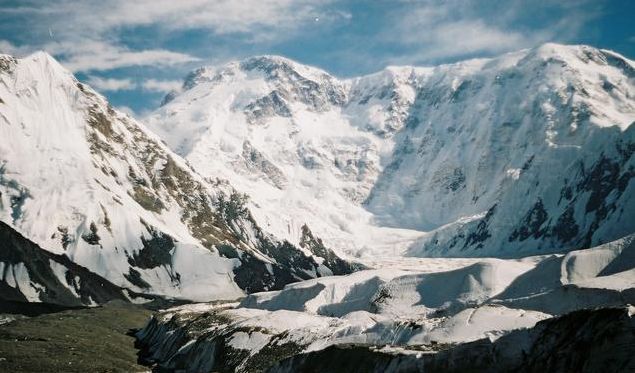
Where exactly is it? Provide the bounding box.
[386,44,635,257]
[149,43,635,258]
[0,52,355,305]
[148,56,424,256]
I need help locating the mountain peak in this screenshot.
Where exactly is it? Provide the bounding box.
[26,50,56,61]
[239,54,331,79]
[24,50,68,72]
[242,54,296,66]
[1,50,75,87]
[522,42,634,70]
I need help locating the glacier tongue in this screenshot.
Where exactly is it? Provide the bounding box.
[148,43,635,259]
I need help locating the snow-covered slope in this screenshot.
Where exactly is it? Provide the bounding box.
[146,56,426,256]
[148,43,635,258]
[0,52,356,305]
[384,44,635,257]
[136,234,635,372]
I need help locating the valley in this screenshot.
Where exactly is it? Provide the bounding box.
[0,301,151,373]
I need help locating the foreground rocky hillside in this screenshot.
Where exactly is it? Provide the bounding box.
[136,234,635,372]
[0,52,356,306]
[269,306,635,373]
[0,301,152,372]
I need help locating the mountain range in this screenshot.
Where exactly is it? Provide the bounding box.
[148,43,635,260]
[0,43,634,306]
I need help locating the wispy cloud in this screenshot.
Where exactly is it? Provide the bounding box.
[2,38,199,72]
[1,0,336,71]
[0,40,32,56]
[381,0,603,64]
[54,41,199,72]
[86,76,135,91]
[141,79,183,93]
[85,75,184,94]
[41,0,331,36]
[396,19,528,60]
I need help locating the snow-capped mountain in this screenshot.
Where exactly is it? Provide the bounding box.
[1,43,633,372]
[148,43,635,259]
[148,56,425,257]
[0,52,356,305]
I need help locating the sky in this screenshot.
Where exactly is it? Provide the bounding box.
[1,0,634,115]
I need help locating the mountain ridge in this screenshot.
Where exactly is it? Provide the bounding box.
[148,42,635,259]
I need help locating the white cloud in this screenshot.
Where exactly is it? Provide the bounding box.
[48,0,332,37]
[2,0,332,71]
[86,75,184,94]
[399,19,528,60]
[86,76,135,91]
[1,37,196,74]
[141,79,183,93]
[115,105,137,117]
[0,40,18,55]
[382,0,603,63]
[51,41,199,72]
[0,40,33,57]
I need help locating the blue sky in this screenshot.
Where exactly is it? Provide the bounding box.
[1,0,634,115]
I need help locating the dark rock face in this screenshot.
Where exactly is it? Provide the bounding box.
[127,224,177,270]
[268,307,635,373]
[509,198,549,242]
[462,204,496,250]
[299,224,365,275]
[0,163,31,224]
[446,168,466,192]
[0,221,134,307]
[240,56,347,111]
[0,55,17,73]
[212,191,359,293]
[81,222,101,246]
[125,223,181,286]
[552,206,579,242]
[244,90,292,123]
[241,141,288,189]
